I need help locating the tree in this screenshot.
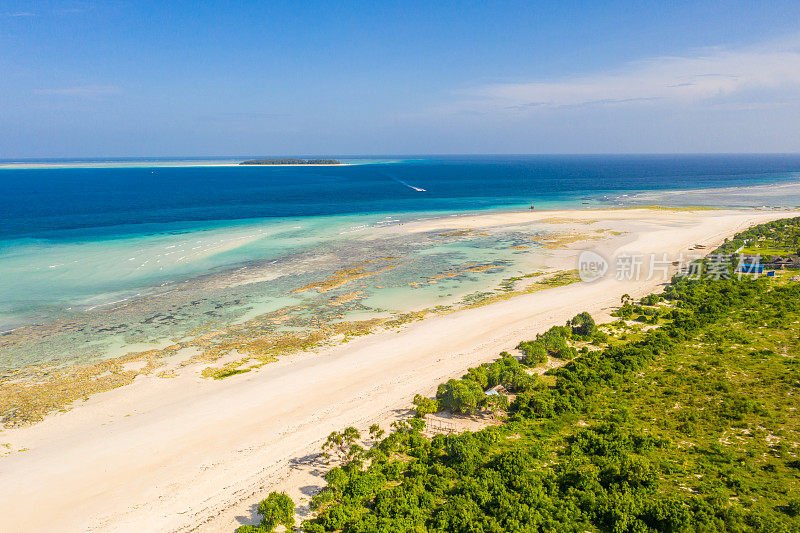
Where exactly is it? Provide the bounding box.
[236,491,295,532]
[569,311,596,337]
[322,427,362,463]
[554,346,578,360]
[368,423,385,441]
[436,379,485,414]
[412,394,440,417]
[257,492,295,532]
[518,340,547,365]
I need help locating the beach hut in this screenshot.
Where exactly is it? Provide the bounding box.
[486,385,509,396]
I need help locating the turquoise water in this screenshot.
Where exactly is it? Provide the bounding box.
[0,215,381,324]
[2,155,800,369]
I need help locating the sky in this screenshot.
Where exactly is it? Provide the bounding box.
[2,0,800,157]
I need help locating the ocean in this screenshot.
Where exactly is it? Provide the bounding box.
[4,154,800,239]
[2,154,800,369]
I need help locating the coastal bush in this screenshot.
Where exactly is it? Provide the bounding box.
[553,346,579,360]
[640,293,662,306]
[431,352,539,415]
[321,427,362,463]
[436,378,485,414]
[517,340,547,365]
[569,311,596,338]
[786,497,800,517]
[412,394,439,417]
[257,492,295,532]
[538,325,571,351]
[613,302,637,318]
[517,313,596,363]
[591,330,609,344]
[368,423,385,441]
[235,491,295,533]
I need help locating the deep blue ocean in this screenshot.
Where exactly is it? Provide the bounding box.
[4,154,800,240]
[3,154,800,353]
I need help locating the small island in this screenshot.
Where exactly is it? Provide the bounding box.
[239,158,342,165]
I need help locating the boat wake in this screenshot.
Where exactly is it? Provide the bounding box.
[380,171,426,192]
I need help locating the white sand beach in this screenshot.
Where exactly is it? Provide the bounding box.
[0,208,794,532]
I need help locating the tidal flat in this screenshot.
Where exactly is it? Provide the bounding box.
[0,210,623,427]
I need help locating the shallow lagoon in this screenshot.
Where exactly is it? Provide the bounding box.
[3,155,800,372]
[0,211,570,370]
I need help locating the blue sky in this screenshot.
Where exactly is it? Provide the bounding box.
[2,1,800,157]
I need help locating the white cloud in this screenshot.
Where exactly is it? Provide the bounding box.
[34,85,121,97]
[450,38,800,114]
[3,11,36,17]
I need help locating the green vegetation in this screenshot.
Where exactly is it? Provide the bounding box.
[435,352,538,414]
[741,246,794,256]
[613,291,671,323]
[413,395,440,418]
[201,363,254,380]
[241,216,800,532]
[236,491,295,532]
[517,316,601,365]
[322,427,365,463]
[718,217,800,258]
[459,269,582,309]
[569,311,596,337]
[239,158,341,165]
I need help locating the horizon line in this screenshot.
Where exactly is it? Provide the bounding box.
[3,152,800,161]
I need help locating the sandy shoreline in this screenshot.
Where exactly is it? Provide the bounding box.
[0,207,795,532]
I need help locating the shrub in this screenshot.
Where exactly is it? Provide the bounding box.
[235,526,265,533]
[412,394,440,417]
[236,492,294,533]
[640,294,662,306]
[786,497,800,517]
[518,340,547,365]
[436,378,485,414]
[570,311,597,338]
[554,346,579,360]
